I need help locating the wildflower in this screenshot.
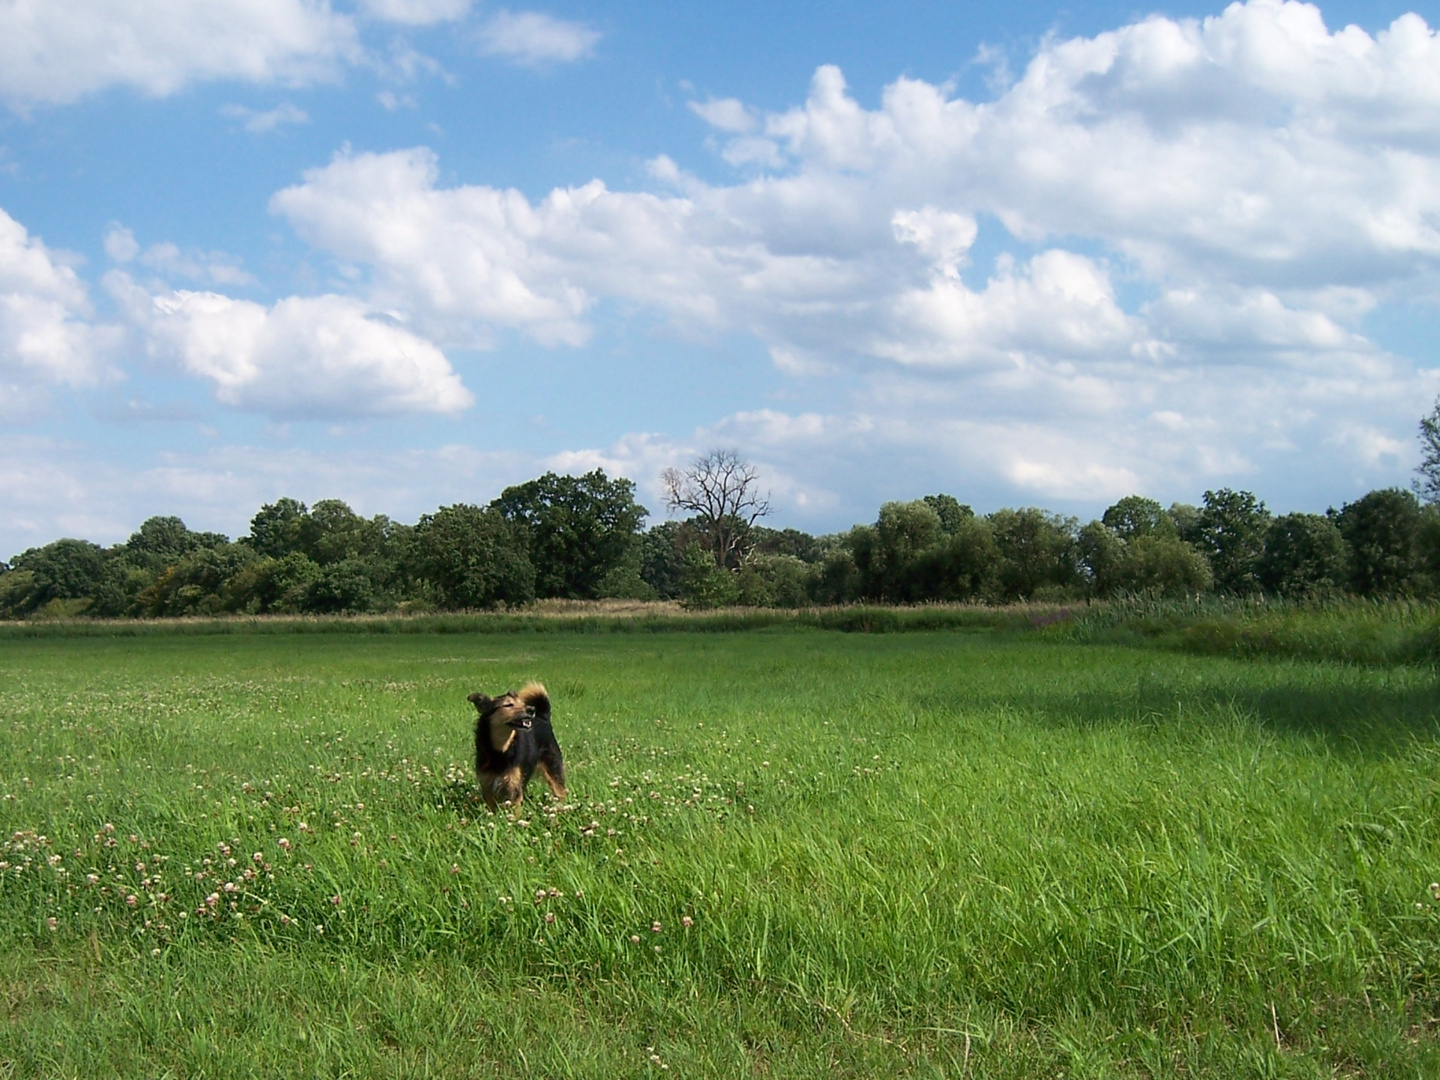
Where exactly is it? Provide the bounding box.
[651,921,662,933]
[681,916,693,928]
[103,823,115,835]
[544,911,556,924]
[125,894,138,908]
[450,864,461,875]
[86,874,99,886]
[45,917,57,930]
[629,935,641,944]
[151,948,161,957]
[277,838,291,852]
[279,914,292,926]
[535,890,547,903]
[252,852,263,864]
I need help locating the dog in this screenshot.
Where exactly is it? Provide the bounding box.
[468,682,567,812]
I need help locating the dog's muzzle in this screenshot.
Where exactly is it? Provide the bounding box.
[506,706,536,730]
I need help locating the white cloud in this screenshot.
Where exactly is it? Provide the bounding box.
[0,0,360,109]
[104,225,256,287]
[689,98,755,134]
[257,1,1440,505]
[103,225,140,264]
[357,0,472,26]
[138,243,257,288]
[0,207,118,411]
[0,434,532,558]
[120,281,473,418]
[475,10,600,67]
[220,101,310,133]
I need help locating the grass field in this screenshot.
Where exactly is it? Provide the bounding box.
[2,625,1440,1077]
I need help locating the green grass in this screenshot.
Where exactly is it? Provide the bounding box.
[2,628,1440,1077]
[1062,596,1440,667]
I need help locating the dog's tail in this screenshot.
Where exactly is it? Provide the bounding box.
[518,682,550,723]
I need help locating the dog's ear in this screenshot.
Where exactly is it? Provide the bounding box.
[467,692,491,714]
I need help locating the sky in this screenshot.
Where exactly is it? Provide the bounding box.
[1,0,1439,557]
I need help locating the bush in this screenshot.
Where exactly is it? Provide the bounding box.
[679,543,740,609]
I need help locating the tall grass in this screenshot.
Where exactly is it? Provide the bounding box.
[1,630,1439,1076]
[1061,594,1440,666]
[0,601,1047,639]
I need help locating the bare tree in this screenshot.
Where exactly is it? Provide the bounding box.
[661,449,771,569]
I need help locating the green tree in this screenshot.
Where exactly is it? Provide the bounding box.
[412,504,535,610]
[865,501,945,600]
[1115,535,1212,596]
[135,544,260,617]
[122,516,228,572]
[1081,515,1210,598]
[1101,496,1177,540]
[1077,521,1124,596]
[809,542,862,605]
[1193,489,1270,594]
[638,521,689,600]
[907,515,999,601]
[1169,502,1202,546]
[922,494,973,537]
[736,554,813,608]
[679,542,740,609]
[1258,513,1347,597]
[6,539,115,615]
[749,526,822,563]
[1335,488,1423,597]
[988,508,1079,601]
[492,470,647,599]
[245,498,311,559]
[1415,397,1440,504]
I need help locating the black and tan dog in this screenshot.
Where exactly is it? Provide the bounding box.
[467,682,567,812]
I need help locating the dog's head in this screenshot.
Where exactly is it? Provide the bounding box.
[468,690,535,752]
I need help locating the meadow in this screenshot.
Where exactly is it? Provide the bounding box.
[2,622,1439,1077]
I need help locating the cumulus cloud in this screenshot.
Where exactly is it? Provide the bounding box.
[0,0,361,110]
[475,10,601,66]
[114,278,473,418]
[258,1,1440,505]
[0,208,119,415]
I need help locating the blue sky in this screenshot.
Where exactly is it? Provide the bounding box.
[2,0,1439,557]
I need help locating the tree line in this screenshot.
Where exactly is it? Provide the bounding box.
[4,469,1440,619]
